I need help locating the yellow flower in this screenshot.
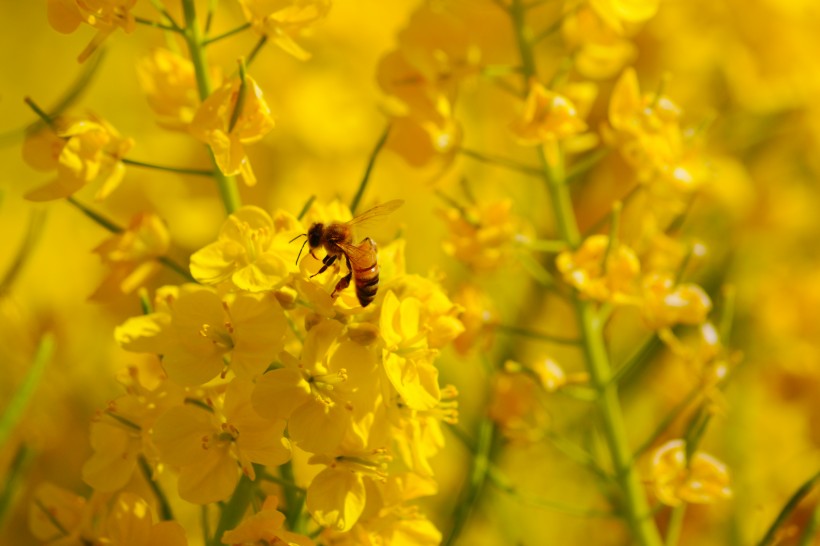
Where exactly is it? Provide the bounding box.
[252,319,379,454]
[104,493,187,546]
[589,0,660,34]
[451,284,497,355]
[152,379,291,504]
[90,212,171,300]
[562,6,637,79]
[488,369,547,443]
[306,451,388,532]
[439,199,519,272]
[605,68,708,190]
[29,483,95,545]
[137,48,222,131]
[650,439,732,506]
[385,106,462,168]
[641,273,712,330]
[325,473,441,546]
[556,234,640,303]
[115,285,288,385]
[511,81,589,165]
[377,5,480,121]
[189,73,275,187]
[82,377,184,492]
[46,0,137,62]
[221,496,314,546]
[190,206,298,292]
[23,114,133,202]
[238,0,332,60]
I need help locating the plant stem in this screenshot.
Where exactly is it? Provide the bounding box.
[65,197,196,283]
[493,323,580,345]
[757,470,820,546]
[121,158,215,177]
[0,444,32,527]
[350,125,391,214]
[442,418,494,546]
[203,22,251,45]
[665,505,686,546]
[182,0,242,214]
[209,470,256,546]
[507,1,663,543]
[0,334,55,447]
[138,456,174,521]
[458,148,541,176]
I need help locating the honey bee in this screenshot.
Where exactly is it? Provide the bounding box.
[291,200,403,307]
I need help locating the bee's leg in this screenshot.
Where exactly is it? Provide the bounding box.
[331,256,353,298]
[311,254,337,277]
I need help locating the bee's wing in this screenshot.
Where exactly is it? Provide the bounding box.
[337,239,378,271]
[344,199,404,230]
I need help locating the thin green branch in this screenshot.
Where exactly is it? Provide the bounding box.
[0,209,47,296]
[297,195,316,220]
[758,470,820,546]
[566,147,610,183]
[246,35,269,68]
[66,196,124,233]
[203,22,251,45]
[493,323,581,345]
[0,333,55,447]
[610,334,662,387]
[121,158,215,177]
[633,385,702,459]
[487,465,615,518]
[228,59,248,133]
[134,17,180,32]
[798,502,820,546]
[458,148,541,176]
[0,444,32,527]
[138,456,174,521]
[65,197,196,283]
[350,125,391,214]
[665,505,686,546]
[442,418,494,546]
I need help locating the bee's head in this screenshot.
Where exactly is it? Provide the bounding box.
[307,223,324,249]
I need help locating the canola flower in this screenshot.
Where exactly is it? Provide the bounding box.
[3,0,820,546]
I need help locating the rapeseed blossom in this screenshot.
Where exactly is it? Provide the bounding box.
[7,1,819,545]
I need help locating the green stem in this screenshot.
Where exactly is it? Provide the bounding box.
[757,470,820,546]
[798,501,820,546]
[632,385,702,459]
[0,209,46,296]
[121,158,215,177]
[209,470,256,546]
[0,334,55,447]
[442,418,494,546]
[665,505,686,546]
[493,323,580,345]
[134,17,180,32]
[508,1,663,543]
[458,148,540,176]
[203,22,251,45]
[138,456,174,521]
[246,35,269,68]
[279,462,306,533]
[350,125,391,214]
[65,197,196,283]
[297,195,316,220]
[0,444,32,527]
[182,0,242,215]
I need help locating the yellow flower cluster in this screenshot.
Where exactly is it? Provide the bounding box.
[107,200,463,540]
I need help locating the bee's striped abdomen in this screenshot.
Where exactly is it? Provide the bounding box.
[354,261,379,307]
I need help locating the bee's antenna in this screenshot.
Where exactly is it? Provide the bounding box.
[289,233,307,243]
[295,238,308,265]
